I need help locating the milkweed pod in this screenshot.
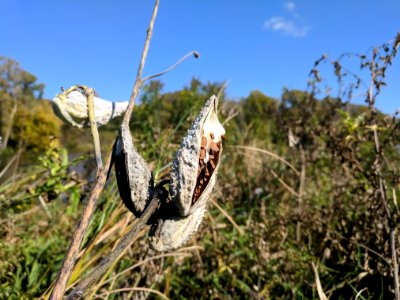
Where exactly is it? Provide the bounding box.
[53,88,129,128]
[170,95,225,216]
[149,204,206,251]
[114,124,154,218]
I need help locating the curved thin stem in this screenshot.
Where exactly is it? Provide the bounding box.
[94,287,170,300]
[142,51,199,83]
[227,145,300,175]
[99,251,193,287]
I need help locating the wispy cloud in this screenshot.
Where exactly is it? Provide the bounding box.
[263,1,309,38]
[264,17,309,37]
[284,1,296,13]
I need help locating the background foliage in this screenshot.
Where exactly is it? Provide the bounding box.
[0,34,400,300]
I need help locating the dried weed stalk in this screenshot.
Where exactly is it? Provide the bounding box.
[50,1,210,299]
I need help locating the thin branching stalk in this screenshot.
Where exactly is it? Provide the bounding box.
[367,49,400,300]
[49,2,160,298]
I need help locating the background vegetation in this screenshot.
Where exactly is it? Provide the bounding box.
[0,34,400,299]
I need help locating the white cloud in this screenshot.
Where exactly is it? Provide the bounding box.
[284,1,296,13]
[263,16,309,37]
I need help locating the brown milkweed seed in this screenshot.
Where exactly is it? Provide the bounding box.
[201,136,207,148]
[170,95,225,216]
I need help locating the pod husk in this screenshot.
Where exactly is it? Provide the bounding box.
[53,90,128,128]
[114,124,154,218]
[149,205,206,252]
[170,95,225,216]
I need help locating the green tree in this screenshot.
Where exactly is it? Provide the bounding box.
[0,57,45,150]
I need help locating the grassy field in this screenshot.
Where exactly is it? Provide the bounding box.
[1,37,400,299]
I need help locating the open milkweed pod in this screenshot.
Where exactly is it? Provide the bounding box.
[114,124,154,218]
[149,204,206,252]
[52,88,129,128]
[170,95,225,217]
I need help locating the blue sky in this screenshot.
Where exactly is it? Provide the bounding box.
[1,1,399,113]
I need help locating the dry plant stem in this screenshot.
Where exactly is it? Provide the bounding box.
[1,95,17,150]
[50,2,160,298]
[86,88,103,170]
[367,59,400,299]
[100,251,194,287]
[94,287,169,300]
[333,230,389,264]
[228,145,300,175]
[355,288,368,300]
[296,146,306,243]
[239,150,299,197]
[0,148,22,179]
[210,198,244,235]
[268,168,299,197]
[49,150,114,300]
[142,51,199,83]
[311,262,328,300]
[38,195,52,218]
[66,196,161,300]
[123,0,159,127]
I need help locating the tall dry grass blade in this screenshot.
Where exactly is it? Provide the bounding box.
[227,145,299,175]
[100,252,193,287]
[355,287,368,300]
[238,150,299,197]
[312,262,328,300]
[94,287,170,300]
[0,149,23,179]
[210,198,244,235]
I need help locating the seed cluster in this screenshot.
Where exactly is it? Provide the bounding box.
[193,132,222,205]
[149,95,225,251]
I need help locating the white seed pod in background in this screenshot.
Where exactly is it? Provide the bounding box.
[52,89,129,128]
[114,124,154,218]
[149,205,206,252]
[170,95,225,217]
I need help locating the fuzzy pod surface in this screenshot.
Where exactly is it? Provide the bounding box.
[114,124,154,218]
[170,95,225,216]
[149,204,206,251]
[53,89,128,128]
